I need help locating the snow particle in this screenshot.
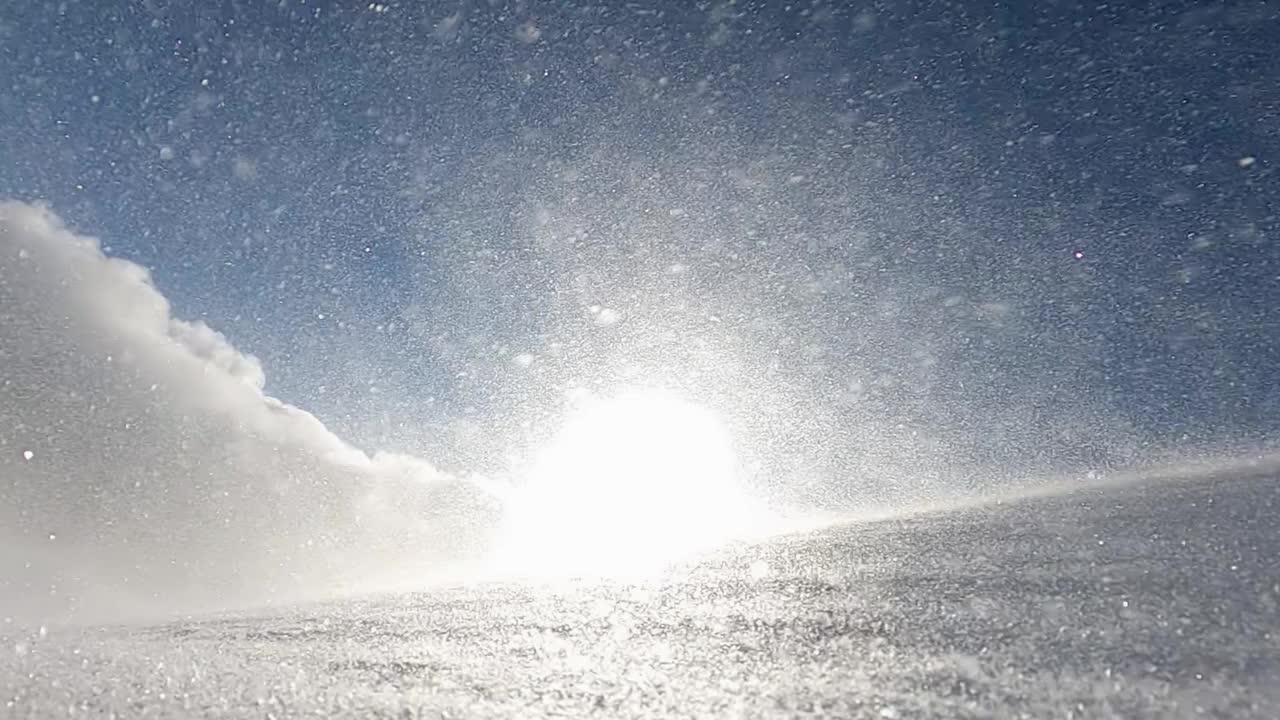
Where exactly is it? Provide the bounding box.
[593,307,622,326]
[1238,156,1256,168]
[232,156,258,180]
[516,21,542,43]
[22,450,33,461]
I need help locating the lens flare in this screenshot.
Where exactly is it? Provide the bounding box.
[496,388,761,578]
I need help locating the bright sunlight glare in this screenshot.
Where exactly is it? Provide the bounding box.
[495,388,765,578]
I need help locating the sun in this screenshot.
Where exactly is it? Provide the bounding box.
[495,388,760,578]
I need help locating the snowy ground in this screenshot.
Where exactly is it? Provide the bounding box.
[5,471,1278,719]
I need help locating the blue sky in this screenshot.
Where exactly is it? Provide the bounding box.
[2,0,1277,491]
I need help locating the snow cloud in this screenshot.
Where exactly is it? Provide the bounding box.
[0,202,501,625]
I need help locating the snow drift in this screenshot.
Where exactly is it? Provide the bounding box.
[0,202,501,625]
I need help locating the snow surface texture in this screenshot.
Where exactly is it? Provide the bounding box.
[5,473,1278,719]
[0,201,503,625]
